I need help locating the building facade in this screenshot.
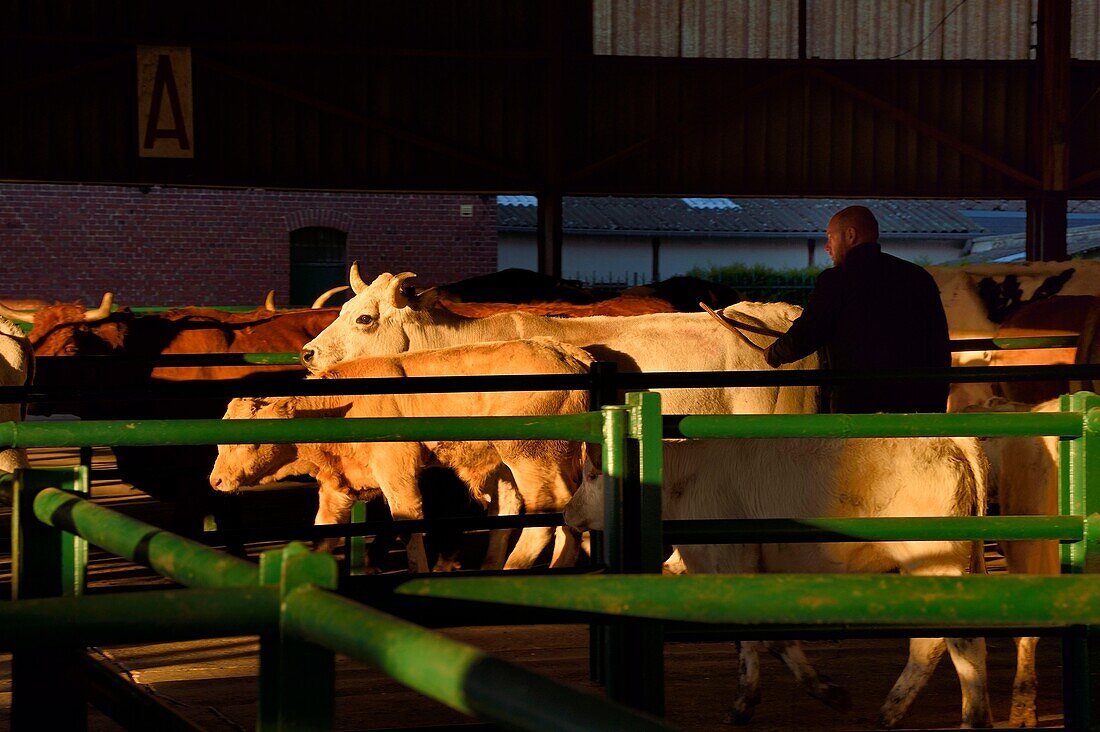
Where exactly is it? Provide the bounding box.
[1,184,497,306]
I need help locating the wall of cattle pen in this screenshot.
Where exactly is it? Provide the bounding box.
[2,358,1100,729]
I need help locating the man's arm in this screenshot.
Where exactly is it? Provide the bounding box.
[764,267,843,367]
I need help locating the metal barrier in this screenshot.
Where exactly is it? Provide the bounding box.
[5,411,674,731]
[404,391,1100,728]
[5,373,1100,727]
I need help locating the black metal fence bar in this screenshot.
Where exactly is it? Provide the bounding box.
[6,363,1100,404]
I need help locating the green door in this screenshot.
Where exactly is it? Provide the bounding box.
[290,227,348,308]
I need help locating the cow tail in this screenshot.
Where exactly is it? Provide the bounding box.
[952,436,990,576]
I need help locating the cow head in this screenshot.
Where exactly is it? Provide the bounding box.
[209,397,299,492]
[0,293,120,357]
[561,445,605,531]
[300,264,441,372]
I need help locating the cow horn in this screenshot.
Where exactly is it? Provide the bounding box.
[83,292,114,322]
[264,290,276,311]
[349,261,368,295]
[0,303,36,324]
[388,272,417,309]
[311,285,350,309]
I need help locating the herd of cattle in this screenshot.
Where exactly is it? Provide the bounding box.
[0,259,1098,728]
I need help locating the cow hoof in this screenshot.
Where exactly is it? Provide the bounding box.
[875,711,902,730]
[724,705,755,726]
[1009,708,1037,728]
[815,680,851,712]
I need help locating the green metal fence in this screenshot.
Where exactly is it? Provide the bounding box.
[5,391,1100,728]
[4,410,676,731]
[404,391,1100,728]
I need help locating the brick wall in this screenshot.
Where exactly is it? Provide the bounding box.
[0,184,497,306]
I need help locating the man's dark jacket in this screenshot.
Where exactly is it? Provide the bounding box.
[764,242,951,413]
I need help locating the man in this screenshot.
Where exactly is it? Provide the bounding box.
[763,205,951,413]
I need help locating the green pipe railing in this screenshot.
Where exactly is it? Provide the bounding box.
[33,487,258,588]
[7,406,645,731]
[283,585,671,731]
[399,574,1100,627]
[7,390,1100,728]
[662,515,1086,544]
[0,588,278,647]
[0,413,604,448]
[667,410,1087,439]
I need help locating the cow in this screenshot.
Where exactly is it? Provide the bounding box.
[932,263,1100,411]
[984,295,1099,406]
[0,293,341,547]
[963,396,1061,727]
[0,315,33,475]
[210,338,594,573]
[440,294,680,319]
[300,266,820,416]
[563,436,991,729]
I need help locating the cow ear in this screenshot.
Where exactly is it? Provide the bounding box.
[272,401,294,419]
[410,286,441,311]
[582,442,603,471]
[388,272,418,309]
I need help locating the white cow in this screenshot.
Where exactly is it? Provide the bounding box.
[300,267,820,416]
[964,396,1061,727]
[211,339,593,572]
[0,316,32,474]
[564,436,992,729]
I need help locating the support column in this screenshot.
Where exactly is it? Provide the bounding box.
[1029,0,1071,261]
[536,190,563,278]
[1026,195,1069,262]
[650,236,660,283]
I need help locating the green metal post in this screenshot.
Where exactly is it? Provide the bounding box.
[11,467,90,731]
[598,406,627,697]
[1062,392,1100,730]
[260,543,337,731]
[611,392,665,715]
[349,499,366,575]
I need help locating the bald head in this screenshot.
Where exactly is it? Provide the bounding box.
[825,206,879,265]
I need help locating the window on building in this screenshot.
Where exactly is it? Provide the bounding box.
[290,227,348,308]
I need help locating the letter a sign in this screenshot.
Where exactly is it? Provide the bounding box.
[137,46,193,158]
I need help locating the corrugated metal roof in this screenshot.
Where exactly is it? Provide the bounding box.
[950,224,1100,264]
[497,196,985,237]
[594,0,1053,60]
[956,200,1100,213]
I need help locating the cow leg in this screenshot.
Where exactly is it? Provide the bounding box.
[549,526,580,567]
[764,640,850,711]
[501,456,576,570]
[482,474,522,570]
[877,637,948,728]
[888,553,990,729]
[944,636,992,729]
[727,641,762,725]
[373,445,430,574]
[1009,636,1039,727]
[313,483,355,555]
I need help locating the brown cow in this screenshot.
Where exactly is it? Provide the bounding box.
[0,294,340,546]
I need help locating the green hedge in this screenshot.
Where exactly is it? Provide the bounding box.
[688,264,823,306]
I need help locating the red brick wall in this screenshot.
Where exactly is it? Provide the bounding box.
[0,184,497,306]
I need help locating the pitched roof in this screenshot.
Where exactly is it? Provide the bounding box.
[497,197,984,239]
[945,224,1100,264]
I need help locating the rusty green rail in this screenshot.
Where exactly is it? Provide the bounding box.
[399,573,1100,627]
[0,413,604,447]
[7,406,656,731]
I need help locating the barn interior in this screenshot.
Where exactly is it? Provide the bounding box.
[2,2,1100,730]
